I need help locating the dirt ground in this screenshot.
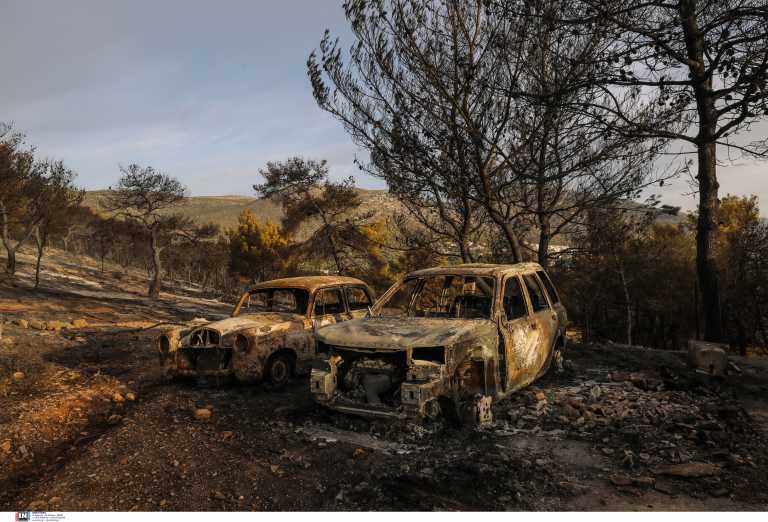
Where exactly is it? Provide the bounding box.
[1,247,767,511]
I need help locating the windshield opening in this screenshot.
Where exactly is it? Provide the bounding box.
[237,288,310,316]
[378,275,496,319]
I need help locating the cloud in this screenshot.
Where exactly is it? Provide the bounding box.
[0,0,764,213]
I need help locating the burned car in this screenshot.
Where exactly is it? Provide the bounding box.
[310,263,567,423]
[158,276,375,385]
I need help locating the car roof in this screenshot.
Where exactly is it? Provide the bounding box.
[406,262,545,278]
[250,275,369,293]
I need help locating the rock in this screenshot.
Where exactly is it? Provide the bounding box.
[710,487,729,498]
[125,392,136,401]
[609,475,633,487]
[107,414,122,425]
[71,319,88,328]
[28,500,46,511]
[213,490,226,501]
[352,448,366,459]
[0,440,11,453]
[29,320,46,330]
[687,340,728,376]
[194,408,212,420]
[535,391,547,402]
[601,447,614,456]
[221,431,233,441]
[610,371,632,382]
[49,496,62,505]
[46,320,65,331]
[12,371,25,381]
[14,319,29,329]
[654,462,722,478]
[562,404,580,419]
[159,499,168,507]
[622,450,635,468]
[654,482,676,495]
[112,392,125,403]
[632,477,655,487]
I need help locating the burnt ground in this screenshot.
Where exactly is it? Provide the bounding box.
[1,247,768,511]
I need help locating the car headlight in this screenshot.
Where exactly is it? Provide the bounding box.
[235,334,250,353]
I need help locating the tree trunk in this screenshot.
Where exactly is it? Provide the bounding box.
[618,264,632,346]
[1,202,17,276]
[34,227,45,290]
[459,239,474,263]
[488,215,523,263]
[681,0,723,341]
[5,248,16,275]
[537,216,551,268]
[695,141,722,341]
[149,230,162,299]
[327,232,344,275]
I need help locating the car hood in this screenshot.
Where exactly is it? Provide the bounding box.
[191,313,304,336]
[317,316,493,350]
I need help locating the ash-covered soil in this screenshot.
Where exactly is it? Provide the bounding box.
[1,248,767,511]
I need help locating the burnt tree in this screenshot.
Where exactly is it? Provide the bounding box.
[568,0,768,341]
[308,0,531,262]
[106,164,189,299]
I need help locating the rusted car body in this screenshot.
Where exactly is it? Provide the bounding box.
[310,263,567,423]
[157,276,375,385]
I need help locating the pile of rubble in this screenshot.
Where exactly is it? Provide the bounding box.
[491,365,763,498]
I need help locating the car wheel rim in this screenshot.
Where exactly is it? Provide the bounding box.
[272,360,288,383]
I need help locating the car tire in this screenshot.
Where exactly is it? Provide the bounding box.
[266,353,293,387]
[437,396,462,427]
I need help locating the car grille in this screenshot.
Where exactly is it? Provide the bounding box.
[179,347,233,371]
[188,328,221,347]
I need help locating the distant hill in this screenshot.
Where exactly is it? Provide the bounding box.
[83,189,706,246]
[82,188,398,232]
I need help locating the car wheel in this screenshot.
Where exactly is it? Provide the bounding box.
[266,353,293,387]
[437,396,462,427]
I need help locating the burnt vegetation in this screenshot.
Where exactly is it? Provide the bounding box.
[0,0,766,359]
[1,0,768,512]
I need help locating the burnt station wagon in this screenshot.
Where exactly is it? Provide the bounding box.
[310,263,567,423]
[157,276,375,385]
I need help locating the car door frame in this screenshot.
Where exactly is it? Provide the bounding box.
[311,285,350,329]
[535,269,567,340]
[522,271,560,379]
[496,273,538,394]
[342,284,375,319]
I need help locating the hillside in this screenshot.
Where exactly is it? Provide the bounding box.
[83,189,397,231]
[2,245,767,511]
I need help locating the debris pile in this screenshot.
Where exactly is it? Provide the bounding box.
[492,363,764,499]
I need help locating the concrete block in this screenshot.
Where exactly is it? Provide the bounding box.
[687,340,728,376]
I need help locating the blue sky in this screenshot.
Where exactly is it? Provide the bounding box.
[0,0,765,213]
[0,0,384,195]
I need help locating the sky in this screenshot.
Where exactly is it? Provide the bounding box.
[1,0,766,214]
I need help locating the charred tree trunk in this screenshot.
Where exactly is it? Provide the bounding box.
[695,142,722,341]
[538,216,551,268]
[149,229,163,299]
[618,264,632,346]
[487,214,523,263]
[34,227,45,289]
[4,249,16,275]
[681,0,723,341]
[459,239,474,263]
[1,201,17,276]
